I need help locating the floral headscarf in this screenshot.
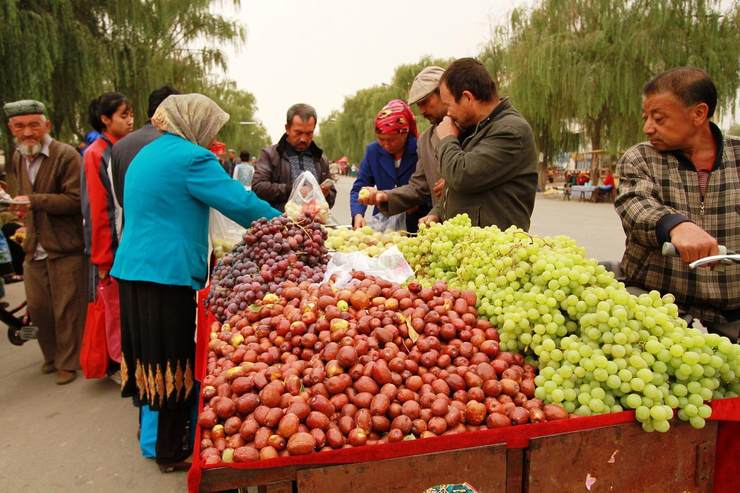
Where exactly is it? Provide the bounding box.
[374,99,418,137]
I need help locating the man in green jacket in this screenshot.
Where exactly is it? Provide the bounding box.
[433,58,538,229]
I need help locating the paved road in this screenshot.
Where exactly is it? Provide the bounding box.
[0,178,626,492]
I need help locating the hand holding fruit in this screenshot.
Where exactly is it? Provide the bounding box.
[435,116,460,140]
[418,214,440,226]
[358,187,377,205]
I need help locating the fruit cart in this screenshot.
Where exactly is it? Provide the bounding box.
[190,293,739,493]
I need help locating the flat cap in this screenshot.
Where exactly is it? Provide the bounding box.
[3,99,46,118]
[408,66,445,105]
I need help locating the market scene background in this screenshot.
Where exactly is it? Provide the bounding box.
[0,1,738,492]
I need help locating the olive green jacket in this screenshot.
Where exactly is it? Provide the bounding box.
[437,98,538,230]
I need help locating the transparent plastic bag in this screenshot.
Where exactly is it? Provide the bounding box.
[232,163,254,189]
[322,245,414,288]
[366,211,406,233]
[209,209,244,259]
[285,171,329,223]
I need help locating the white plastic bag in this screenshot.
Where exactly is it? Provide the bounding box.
[232,163,254,189]
[366,211,406,233]
[285,171,329,223]
[209,209,244,259]
[322,245,414,288]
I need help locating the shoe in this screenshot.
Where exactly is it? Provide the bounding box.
[109,370,122,385]
[56,370,77,385]
[41,361,56,374]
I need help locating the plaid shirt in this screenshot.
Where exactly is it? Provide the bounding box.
[615,124,740,323]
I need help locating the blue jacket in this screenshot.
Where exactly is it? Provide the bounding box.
[350,136,418,218]
[111,132,280,289]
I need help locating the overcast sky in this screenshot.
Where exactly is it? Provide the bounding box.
[221,0,530,141]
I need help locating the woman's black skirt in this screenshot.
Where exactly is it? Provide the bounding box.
[118,279,196,411]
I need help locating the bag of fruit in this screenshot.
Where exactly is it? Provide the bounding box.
[209,209,243,260]
[285,171,329,223]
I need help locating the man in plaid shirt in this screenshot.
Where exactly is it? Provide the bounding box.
[615,67,739,338]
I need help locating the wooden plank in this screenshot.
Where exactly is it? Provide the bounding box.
[200,465,299,492]
[296,445,507,493]
[506,448,524,493]
[525,421,718,493]
[258,481,293,493]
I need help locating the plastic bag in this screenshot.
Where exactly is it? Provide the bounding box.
[80,296,108,379]
[232,163,254,189]
[285,171,329,223]
[322,245,414,288]
[209,209,244,259]
[366,211,406,233]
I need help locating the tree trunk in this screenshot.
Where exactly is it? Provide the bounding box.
[589,118,602,184]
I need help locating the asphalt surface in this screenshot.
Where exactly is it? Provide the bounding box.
[0,176,626,492]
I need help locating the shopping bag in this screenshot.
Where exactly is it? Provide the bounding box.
[209,209,244,259]
[285,171,329,223]
[80,296,109,379]
[98,276,121,363]
[366,211,407,232]
[322,245,414,288]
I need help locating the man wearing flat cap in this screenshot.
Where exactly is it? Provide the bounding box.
[360,66,448,223]
[4,100,87,385]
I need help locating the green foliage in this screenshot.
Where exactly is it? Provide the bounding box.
[204,80,271,157]
[317,56,452,162]
[0,0,256,156]
[501,0,740,165]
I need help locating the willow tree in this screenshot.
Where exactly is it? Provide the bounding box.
[317,56,451,162]
[0,0,102,159]
[97,0,246,130]
[204,80,271,157]
[0,0,248,160]
[504,0,740,180]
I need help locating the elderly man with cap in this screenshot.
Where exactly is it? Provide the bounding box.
[4,100,87,385]
[359,66,448,223]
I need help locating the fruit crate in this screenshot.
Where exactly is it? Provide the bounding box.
[191,406,738,493]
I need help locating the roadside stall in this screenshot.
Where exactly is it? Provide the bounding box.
[191,214,740,493]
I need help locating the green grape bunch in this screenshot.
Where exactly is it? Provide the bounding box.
[399,214,739,433]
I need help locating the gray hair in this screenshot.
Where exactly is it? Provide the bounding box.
[286,103,317,125]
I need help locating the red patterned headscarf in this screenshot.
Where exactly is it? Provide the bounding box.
[374,99,418,137]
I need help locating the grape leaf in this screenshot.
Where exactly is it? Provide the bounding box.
[404,317,420,343]
[403,434,416,441]
[248,304,261,313]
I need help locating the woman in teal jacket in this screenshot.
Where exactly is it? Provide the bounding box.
[111,94,280,471]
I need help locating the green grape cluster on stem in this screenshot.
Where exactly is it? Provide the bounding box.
[398,214,740,432]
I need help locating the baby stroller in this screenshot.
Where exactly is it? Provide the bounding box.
[0,195,37,345]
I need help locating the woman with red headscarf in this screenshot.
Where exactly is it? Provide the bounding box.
[350,99,430,232]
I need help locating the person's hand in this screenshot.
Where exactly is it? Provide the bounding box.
[432,179,445,198]
[98,268,108,279]
[353,214,366,229]
[357,187,377,205]
[418,214,440,226]
[11,195,31,218]
[669,222,719,265]
[435,116,459,140]
[320,182,333,197]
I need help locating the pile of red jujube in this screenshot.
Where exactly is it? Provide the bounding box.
[198,273,569,465]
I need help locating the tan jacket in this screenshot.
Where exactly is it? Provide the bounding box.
[7,140,85,258]
[378,126,441,217]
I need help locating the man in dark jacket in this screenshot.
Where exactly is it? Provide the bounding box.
[110,85,179,210]
[253,104,337,211]
[434,58,538,230]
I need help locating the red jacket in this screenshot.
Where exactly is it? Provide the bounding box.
[81,133,119,274]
